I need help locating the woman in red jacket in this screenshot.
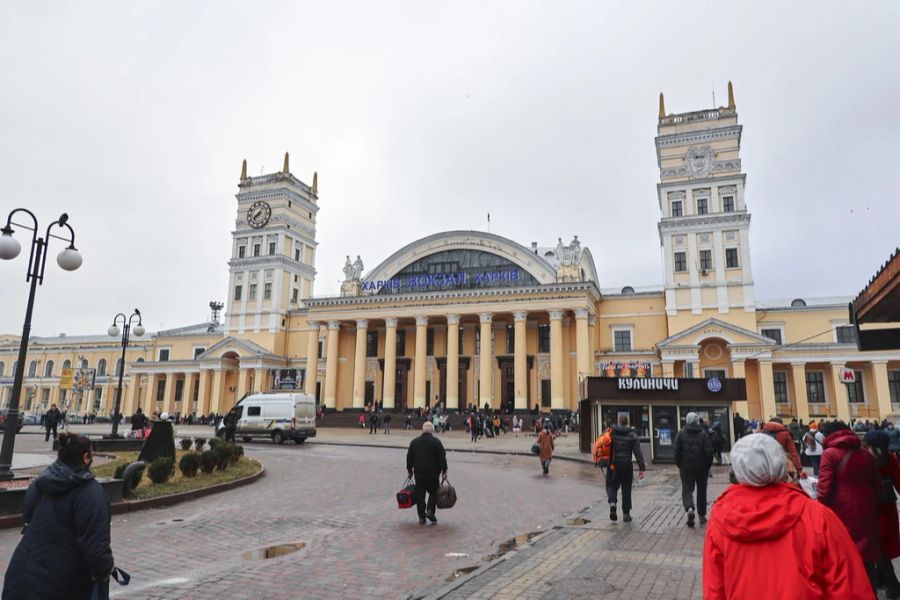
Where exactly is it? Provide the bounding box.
[704,433,871,599]
[865,430,900,599]
[818,421,882,589]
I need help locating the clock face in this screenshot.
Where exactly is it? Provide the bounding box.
[247,201,271,228]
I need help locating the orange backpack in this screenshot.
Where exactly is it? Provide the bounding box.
[593,428,614,468]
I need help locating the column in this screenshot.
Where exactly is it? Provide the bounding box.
[352,319,368,409]
[383,318,398,409]
[183,372,197,415]
[830,363,851,422]
[197,369,211,416]
[304,321,320,396]
[758,360,776,420]
[446,315,460,410]
[549,310,564,410]
[144,373,159,413]
[413,316,428,408]
[513,311,528,410]
[872,361,893,420]
[237,369,251,400]
[574,309,591,381]
[124,374,141,416]
[731,359,750,419]
[790,363,810,423]
[479,313,493,408]
[323,321,340,409]
[210,369,226,415]
[253,368,267,393]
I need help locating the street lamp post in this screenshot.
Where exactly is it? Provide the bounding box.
[0,210,82,480]
[106,310,144,439]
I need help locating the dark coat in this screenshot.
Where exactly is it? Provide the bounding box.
[406,432,448,482]
[610,425,646,471]
[708,428,725,452]
[44,407,61,427]
[818,428,882,562]
[4,461,113,600]
[674,423,713,470]
[877,452,900,560]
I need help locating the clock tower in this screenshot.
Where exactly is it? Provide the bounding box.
[224,153,319,335]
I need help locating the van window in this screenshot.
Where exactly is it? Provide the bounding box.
[247,406,261,416]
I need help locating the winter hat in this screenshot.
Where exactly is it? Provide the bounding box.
[809,422,818,430]
[730,434,787,487]
[865,430,889,453]
[685,412,700,426]
[159,412,169,421]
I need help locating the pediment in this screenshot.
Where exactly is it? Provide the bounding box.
[657,318,774,348]
[197,336,281,360]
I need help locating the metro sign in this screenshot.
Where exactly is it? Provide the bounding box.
[840,368,857,384]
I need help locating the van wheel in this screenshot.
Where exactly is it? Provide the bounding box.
[242,436,253,443]
[294,437,306,445]
[272,431,285,445]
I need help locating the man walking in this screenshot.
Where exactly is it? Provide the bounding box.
[606,414,646,522]
[406,422,448,526]
[383,413,392,434]
[674,412,714,527]
[44,404,61,442]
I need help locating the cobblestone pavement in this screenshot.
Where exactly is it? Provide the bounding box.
[0,438,605,599]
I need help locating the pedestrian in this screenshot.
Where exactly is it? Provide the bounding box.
[674,412,713,527]
[801,422,825,476]
[887,422,900,459]
[369,412,380,435]
[359,413,366,429]
[704,434,872,599]
[406,421,448,526]
[708,422,725,465]
[44,403,61,442]
[818,421,882,593]
[732,412,746,439]
[606,414,647,523]
[537,419,554,475]
[864,430,900,599]
[761,417,803,480]
[3,433,115,599]
[405,413,412,431]
[383,413,392,434]
[223,408,238,442]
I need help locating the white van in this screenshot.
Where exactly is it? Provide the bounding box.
[218,392,317,444]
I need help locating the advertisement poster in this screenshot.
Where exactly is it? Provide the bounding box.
[270,368,301,390]
[72,368,95,392]
[59,368,74,390]
[600,362,651,378]
[658,429,672,446]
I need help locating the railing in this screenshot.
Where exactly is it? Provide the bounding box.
[660,107,735,126]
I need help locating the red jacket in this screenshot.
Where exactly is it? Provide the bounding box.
[704,483,871,599]
[877,452,900,559]
[761,421,802,471]
[818,428,882,562]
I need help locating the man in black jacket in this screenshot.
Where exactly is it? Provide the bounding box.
[406,421,448,526]
[607,415,646,523]
[44,404,61,442]
[674,412,714,527]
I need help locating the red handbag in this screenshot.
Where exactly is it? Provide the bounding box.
[396,478,417,509]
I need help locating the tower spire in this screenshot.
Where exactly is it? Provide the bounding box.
[312,171,318,195]
[240,159,247,181]
[658,92,666,119]
[283,152,290,174]
[727,81,735,109]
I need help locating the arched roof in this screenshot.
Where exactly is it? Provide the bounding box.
[364,231,560,286]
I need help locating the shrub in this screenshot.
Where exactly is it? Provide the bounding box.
[114,462,144,488]
[179,438,193,451]
[147,457,175,484]
[212,445,231,471]
[194,437,207,452]
[178,452,201,478]
[199,450,217,474]
[209,437,225,451]
[231,444,245,464]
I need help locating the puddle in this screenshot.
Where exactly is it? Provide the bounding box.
[446,566,479,581]
[485,532,541,561]
[564,517,591,526]
[242,542,306,561]
[444,552,470,558]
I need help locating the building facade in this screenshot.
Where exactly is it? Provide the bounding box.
[2,84,899,429]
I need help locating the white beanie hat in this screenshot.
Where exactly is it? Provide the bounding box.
[730,433,787,487]
[159,412,169,421]
[685,412,700,426]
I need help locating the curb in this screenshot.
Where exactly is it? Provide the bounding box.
[307,439,593,465]
[0,463,265,530]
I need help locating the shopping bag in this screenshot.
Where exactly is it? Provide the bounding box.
[396,478,417,509]
[436,475,457,509]
[530,441,540,455]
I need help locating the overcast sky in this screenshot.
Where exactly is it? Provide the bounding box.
[1,1,898,336]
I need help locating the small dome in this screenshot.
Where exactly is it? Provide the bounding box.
[790,298,807,308]
[544,251,555,258]
[621,286,635,294]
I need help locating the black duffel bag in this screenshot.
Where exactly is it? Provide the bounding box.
[436,475,457,509]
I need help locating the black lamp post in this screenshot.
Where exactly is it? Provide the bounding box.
[106,310,144,439]
[0,210,82,480]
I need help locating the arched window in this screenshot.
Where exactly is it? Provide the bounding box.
[136,357,145,363]
[621,286,635,294]
[28,360,37,377]
[97,359,107,376]
[791,298,807,308]
[11,362,17,377]
[0,362,4,378]
[44,360,54,377]
[80,358,88,369]
[62,359,71,370]
[116,358,124,377]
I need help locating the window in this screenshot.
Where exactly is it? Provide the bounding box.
[674,251,687,272]
[238,246,246,258]
[699,249,712,271]
[156,378,166,403]
[116,358,124,376]
[889,371,900,404]
[44,361,54,377]
[806,372,826,403]
[836,325,857,344]
[174,379,184,403]
[540,380,551,408]
[81,358,88,369]
[234,285,243,301]
[613,329,632,352]
[396,331,406,356]
[847,371,865,403]
[97,359,107,376]
[264,282,272,300]
[697,197,708,215]
[0,361,5,377]
[366,331,378,358]
[247,406,261,416]
[705,369,726,380]
[684,363,694,378]
[295,248,301,262]
[158,349,170,362]
[317,339,324,359]
[723,195,735,212]
[248,284,257,301]
[292,288,299,303]
[773,372,788,403]
[28,361,37,377]
[538,324,550,353]
[506,324,515,354]
[62,359,71,370]
[671,200,683,217]
[426,329,434,356]
[761,328,783,345]
[253,244,260,257]
[193,347,206,359]
[458,328,465,355]
[268,242,276,255]
[474,328,481,355]
[725,248,739,268]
